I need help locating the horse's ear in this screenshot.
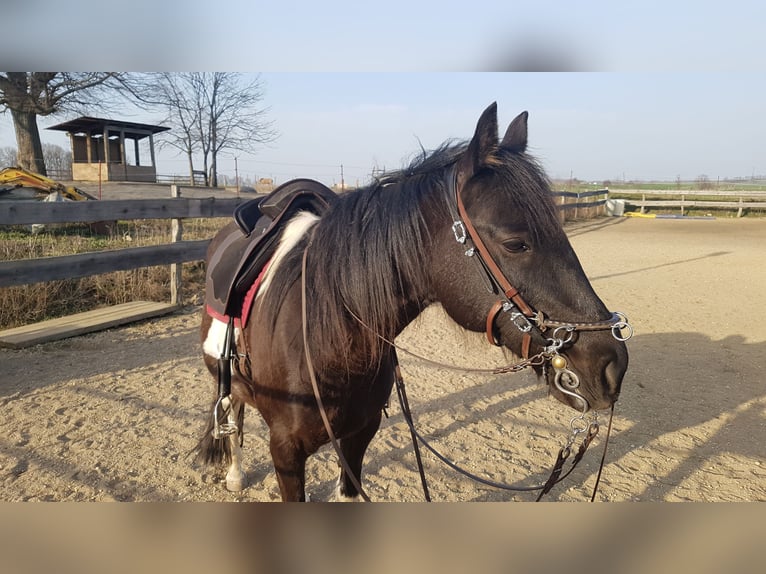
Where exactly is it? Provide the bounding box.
[500,111,529,153]
[456,102,499,189]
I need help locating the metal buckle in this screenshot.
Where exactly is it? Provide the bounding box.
[451,221,467,244]
[502,301,533,333]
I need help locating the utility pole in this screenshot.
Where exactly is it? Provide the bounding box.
[234,156,239,194]
[340,163,345,191]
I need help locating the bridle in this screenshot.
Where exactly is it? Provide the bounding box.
[446,165,632,423]
[447,167,631,361]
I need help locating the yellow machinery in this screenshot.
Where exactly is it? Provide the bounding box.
[0,167,96,201]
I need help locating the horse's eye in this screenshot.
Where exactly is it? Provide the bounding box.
[502,238,530,253]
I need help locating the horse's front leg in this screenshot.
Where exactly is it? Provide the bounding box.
[269,433,308,501]
[333,411,382,502]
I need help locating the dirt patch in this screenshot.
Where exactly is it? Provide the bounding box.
[1,217,764,501]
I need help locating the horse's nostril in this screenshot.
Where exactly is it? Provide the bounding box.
[604,355,628,400]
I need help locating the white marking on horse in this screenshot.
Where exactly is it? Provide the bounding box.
[256,211,320,299]
[221,396,248,492]
[332,478,361,502]
[202,318,241,359]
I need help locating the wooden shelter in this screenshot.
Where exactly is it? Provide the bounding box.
[47,117,169,183]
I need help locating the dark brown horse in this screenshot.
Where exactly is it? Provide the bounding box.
[196,103,629,501]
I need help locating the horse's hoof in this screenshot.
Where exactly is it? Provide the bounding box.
[226,473,248,492]
[332,481,362,502]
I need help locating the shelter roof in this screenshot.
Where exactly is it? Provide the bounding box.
[47,116,170,140]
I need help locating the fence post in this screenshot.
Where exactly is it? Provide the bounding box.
[557,194,566,223]
[170,185,183,305]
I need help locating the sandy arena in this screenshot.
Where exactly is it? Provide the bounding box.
[1,216,764,501]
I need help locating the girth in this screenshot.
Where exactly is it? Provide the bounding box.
[205,178,336,321]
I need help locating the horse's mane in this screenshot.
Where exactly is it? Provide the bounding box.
[258,140,562,373]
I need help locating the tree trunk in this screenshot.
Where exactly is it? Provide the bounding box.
[187,149,195,186]
[210,152,218,188]
[11,108,46,175]
[202,153,209,187]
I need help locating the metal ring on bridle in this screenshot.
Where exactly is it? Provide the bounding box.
[551,325,575,345]
[611,312,633,341]
[569,415,591,435]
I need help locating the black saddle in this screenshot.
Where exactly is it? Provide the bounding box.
[205,178,337,320]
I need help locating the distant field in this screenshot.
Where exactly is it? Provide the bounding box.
[553,180,766,193]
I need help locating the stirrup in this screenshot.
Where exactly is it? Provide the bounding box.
[212,394,237,439]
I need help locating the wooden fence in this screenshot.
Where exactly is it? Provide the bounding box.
[0,187,246,297]
[611,189,766,217]
[552,189,608,222]
[0,186,248,347]
[5,184,761,299]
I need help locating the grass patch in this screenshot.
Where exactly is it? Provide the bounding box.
[0,218,226,330]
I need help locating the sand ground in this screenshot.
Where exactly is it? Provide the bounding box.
[1,216,764,501]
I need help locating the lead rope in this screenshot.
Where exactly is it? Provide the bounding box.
[393,354,431,501]
[302,241,616,502]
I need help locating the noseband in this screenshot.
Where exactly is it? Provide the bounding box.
[447,168,632,364]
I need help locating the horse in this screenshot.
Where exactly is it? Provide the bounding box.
[195,102,630,501]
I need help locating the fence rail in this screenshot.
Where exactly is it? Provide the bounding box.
[2,185,763,294]
[611,189,766,217]
[552,189,608,221]
[0,189,248,298]
[0,196,246,226]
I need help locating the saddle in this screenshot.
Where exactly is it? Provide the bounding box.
[205,178,337,323]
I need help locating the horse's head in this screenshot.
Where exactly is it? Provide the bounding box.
[433,103,629,412]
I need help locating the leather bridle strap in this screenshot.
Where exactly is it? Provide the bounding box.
[486,299,532,358]
[454,182,535,318]
[452,170,538,357]
[450,169,630,355]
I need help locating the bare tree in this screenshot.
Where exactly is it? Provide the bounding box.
[696,174,713,190]
[42,143,72,177]
[0,146,17,168]
[136,73,205,184]
[202,73,276,187]
[0,73,131,175]
[139,73,276,187]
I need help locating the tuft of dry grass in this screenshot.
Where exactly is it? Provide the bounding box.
[0,219,226,330]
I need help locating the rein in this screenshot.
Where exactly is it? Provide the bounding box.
[297,166,632,502]
[301,237,623,502]
[301,243,372,502]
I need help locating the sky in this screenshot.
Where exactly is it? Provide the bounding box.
[1,2,764,188]
[2,73,762,188]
